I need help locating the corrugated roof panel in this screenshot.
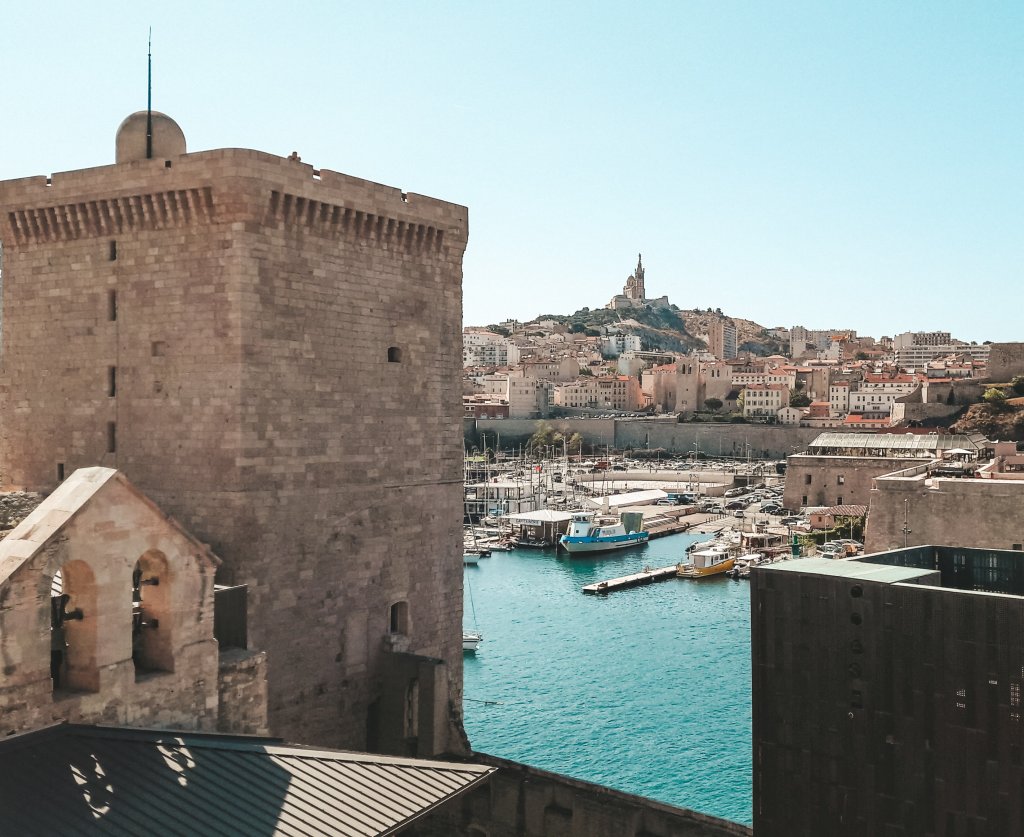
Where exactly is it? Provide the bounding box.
[0,726,494,837]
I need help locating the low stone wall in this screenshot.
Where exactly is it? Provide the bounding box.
[217,648,269,736]
[471,417,825,459]
[412,752,751,836]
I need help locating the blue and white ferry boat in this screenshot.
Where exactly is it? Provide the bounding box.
[559,511,649,555]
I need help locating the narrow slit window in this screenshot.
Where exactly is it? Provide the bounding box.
[57,463,65,482]
[108,366,116,397]
[107,422,117,454]
[389,601,409,635]
[109,240,117,261]
[108,290,117,322]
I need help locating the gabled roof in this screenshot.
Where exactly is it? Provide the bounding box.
[0,468,220,590]
[0,724,494,836]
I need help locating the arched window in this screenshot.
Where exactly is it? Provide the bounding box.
[132,550,173,677]
[51,561,98,693]
[387,346,402,363]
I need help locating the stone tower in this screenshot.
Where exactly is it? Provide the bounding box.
[0,114,469,752]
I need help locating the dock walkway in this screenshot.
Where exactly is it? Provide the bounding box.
[582,564,679,595]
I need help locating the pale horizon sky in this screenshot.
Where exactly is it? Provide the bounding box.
[1,2,1020,343]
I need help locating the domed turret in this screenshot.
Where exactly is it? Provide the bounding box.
[115,111,186,163]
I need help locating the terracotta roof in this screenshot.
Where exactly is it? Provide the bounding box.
[816,504,868,516]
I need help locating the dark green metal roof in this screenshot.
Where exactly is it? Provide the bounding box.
[0,725,493,836]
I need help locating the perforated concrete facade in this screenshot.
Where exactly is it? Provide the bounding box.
[0,143,468,750]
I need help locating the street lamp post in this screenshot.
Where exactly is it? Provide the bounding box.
[902,498,912,548]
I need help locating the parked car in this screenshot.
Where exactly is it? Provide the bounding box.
[732,509,745,518]
[780,516,805,526]
[761,504,783,515]
[654,498,678,506]
[836,539,862,555]
[725,500,747,510]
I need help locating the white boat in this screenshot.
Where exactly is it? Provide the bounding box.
[726,553,762,579]
[559,511,649,555]
[464,575,482,652]
[463,551,480,565]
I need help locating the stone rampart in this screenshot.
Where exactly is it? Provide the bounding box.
[472,418,824,459]
[414,752,751,837]
[865,474,1024,553]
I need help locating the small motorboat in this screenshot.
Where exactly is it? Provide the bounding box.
[726,553,762,580]
[462,631,483,652]
[463,552,480,566]
[677,546,735,578]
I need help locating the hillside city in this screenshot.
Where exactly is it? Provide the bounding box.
[463,254,1008,434]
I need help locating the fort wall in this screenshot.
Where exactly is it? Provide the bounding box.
[416,753,752,837]
[471,418,824,459]
[0,147,468,751]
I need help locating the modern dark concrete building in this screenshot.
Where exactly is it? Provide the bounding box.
[752,547,1024,837]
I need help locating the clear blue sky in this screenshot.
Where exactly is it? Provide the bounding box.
[2,2,1020,342]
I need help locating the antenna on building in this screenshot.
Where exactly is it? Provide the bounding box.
[146,27,153,160]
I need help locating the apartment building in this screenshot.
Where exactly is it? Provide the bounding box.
[742,384,789,420]
[463,330,521,367]
[553,375,644,411]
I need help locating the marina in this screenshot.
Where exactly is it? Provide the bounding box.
[462,531,753,826]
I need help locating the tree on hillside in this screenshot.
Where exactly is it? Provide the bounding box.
[790,392,812,408]
[1012,376,1024,396]
[983,387,1009,409]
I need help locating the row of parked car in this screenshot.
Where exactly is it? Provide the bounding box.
[818,539,863,558]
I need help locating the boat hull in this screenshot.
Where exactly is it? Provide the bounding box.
[463,632,482,652]
[677,557,735,578]
[560,533,649,555]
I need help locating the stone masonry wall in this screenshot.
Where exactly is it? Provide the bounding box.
[864,475,1024,554]
[0,148,468,751]
[217,648,269,736]
[411,753,752,837]
[0,473,219,736]
[987,343,1024,383]
[782,455,924,512]
[472,418,825,459]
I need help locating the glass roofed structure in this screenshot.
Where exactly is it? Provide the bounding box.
[805,432,988,458]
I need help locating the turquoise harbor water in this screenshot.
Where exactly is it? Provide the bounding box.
[462,532,753,826]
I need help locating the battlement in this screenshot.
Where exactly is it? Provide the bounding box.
[0,147,468,255]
